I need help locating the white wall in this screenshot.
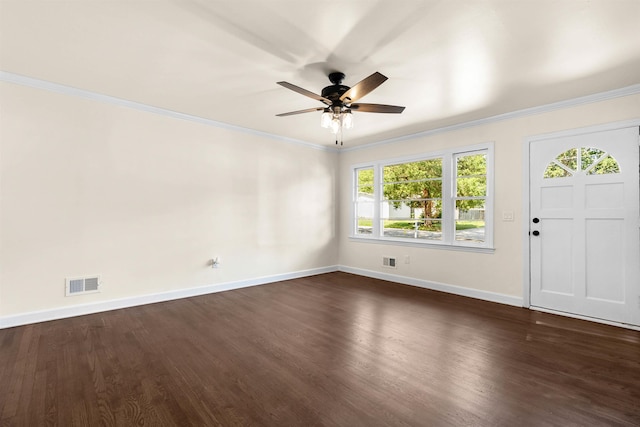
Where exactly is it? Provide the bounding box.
[0,83,338,319]
[338,93,640,301]
[1,80,638,325]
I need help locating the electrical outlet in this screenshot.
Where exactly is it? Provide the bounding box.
[212,257,221,268]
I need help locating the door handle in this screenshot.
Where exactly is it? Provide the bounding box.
[532,218,540,223]
[532,230,540,236]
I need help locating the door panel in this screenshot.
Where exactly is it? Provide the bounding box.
[585,219,624,302]
[530,126,640,326]
[540,219,573,295]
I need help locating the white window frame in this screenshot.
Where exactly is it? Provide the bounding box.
[350,142,494,252]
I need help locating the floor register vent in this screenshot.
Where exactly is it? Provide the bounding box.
[65,276,101,296]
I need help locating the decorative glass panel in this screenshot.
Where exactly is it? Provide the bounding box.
[544,147,620,179]
[544,162,573,178]
[581,147,606,171]
[587,155,620,175]
[556,148,578,171]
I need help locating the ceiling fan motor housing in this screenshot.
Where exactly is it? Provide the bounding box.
[321,71,350,105]
[321,84,351,104]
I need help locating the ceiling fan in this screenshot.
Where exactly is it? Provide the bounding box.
[276,71,405,145]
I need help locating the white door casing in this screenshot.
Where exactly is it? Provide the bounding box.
[529,126,640,326]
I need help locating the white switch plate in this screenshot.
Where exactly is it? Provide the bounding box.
[502,211,515,221]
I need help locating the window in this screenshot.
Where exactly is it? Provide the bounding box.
[352,143,493,250]
[543,147,620,178]
[454,152,487,243]
[355,168,374,235]
[382,158,443,241]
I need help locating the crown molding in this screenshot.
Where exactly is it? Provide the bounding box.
[0,71,338,153]
[3,70,638,154]
[341,83,640,152]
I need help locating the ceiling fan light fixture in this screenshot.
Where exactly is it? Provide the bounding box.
[342,109,354,129]
[321,108,332,128]
[321,108,353,134]
[329,116,341,134]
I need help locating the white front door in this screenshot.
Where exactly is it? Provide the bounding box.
[529,126,640,326]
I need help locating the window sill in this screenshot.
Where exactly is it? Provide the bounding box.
[348,235,496,254]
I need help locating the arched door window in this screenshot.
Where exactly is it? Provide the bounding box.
[543,147,620,178]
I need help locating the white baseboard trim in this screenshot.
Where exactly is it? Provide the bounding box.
[530,306,640,331]
[0,265,339,329]
[338,265,524,307]
[0,265,525,329]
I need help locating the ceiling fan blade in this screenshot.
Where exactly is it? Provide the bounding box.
[340,72,388,103]
[276,107,325,117]
[351,103,405,114]
[277,81,332,105]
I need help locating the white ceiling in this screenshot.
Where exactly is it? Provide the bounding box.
[2,0,640,147]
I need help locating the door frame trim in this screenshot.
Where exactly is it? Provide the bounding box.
[521,119,640,309]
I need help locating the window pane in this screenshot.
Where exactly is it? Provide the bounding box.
[457,154,486,176]
[383,159,442,183]
[544,162,572,178]
[382,200,411,220]
[382,200,442,220]
[588,155,620,175]
[455,200,485,243]
[581,147,606,171]
[456,177,486,197]
[357,168,373,186]
[359,184,374,195]
[382,219,442,241]
[383,180,442,200]
[556,148,578,171]
[383,182,414,199]
[422,199,442,219]
[355,200,374,236]
[418,180,442,199]
[356,217,373,235]
[456,153,486,198]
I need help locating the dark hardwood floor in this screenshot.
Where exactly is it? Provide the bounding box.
[1,272,639,426]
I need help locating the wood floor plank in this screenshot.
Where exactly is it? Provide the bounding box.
[1,272,639,426]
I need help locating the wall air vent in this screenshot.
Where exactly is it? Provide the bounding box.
[382,257,397,268]
[65,276,101,296]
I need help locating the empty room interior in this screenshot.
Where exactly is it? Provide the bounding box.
[1,1,640,425]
